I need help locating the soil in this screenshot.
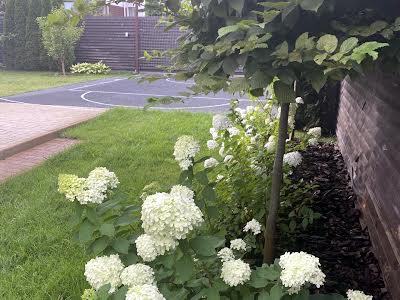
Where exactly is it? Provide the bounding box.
[281,143,390,299]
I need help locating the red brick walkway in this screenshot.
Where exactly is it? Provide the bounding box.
[0,103,106,182]
[0,138,78,182]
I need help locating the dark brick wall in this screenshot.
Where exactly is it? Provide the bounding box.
[337,72,400,299]
[76,16,181,71]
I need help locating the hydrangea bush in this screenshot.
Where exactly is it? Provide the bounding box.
[58,120,372,299]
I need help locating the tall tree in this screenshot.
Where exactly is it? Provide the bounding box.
[145,0,163,16]
[0,0,5,15]
[3,0,15,69]
[13,0,27,69]
[25,0,42,70]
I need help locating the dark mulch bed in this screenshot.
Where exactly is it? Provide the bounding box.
[281,143,390,299]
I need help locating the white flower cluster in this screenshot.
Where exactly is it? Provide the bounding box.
[120,263,155,287]
[221,259,251,286]
[126,284,165,300]
[204,157,219,169]
[308,138,319,146]
[217,247,235,262]
[84,254,124,293]
[58,167,119,205]
[346,290,373,300]
[283,151,303,168]
[279,252,325,294]
[308,127,322,138]
[230,239,246,251]
[212,114,232,131]
[243,219,262,235]
[173,135,200,170]
[207,140,219,150]
[264,135,276,153]
[227,126,240,137]
[137,186,203,261]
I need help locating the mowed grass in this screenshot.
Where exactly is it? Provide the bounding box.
[0,109,212,299]
[0,70,131,97]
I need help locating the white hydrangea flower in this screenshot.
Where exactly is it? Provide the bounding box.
[219,144,226,158]
[230,239,246,251]
[210,127,219,140]
[227,126,240,137]
[224,155,234,164]
[221,259,251,286]
[170,185,194,202]
[135,234,159,262]
[120,264,154,287]
[243,219,262,235]
[212,114,231,131]
[346,290,373,300]
[141,191,203,241]
[283,151,303,167]
[295,97,304,104]
[235,108,247,118]
[152,236,179,255]
[246,106,254,114]
[308,138,319,146]
[126,284,165,300]
[249,116,256,121]
[204,157,219,169]
[84,254,124,293]
[207,140,219,150]
[217,247,235,262]
[264,141,276,153]
[307,127,322,138]
[216,174,224,182]
[58,174,86,202]
[173,136,200,171]
[86,167,119,190]
[279,252,325,295]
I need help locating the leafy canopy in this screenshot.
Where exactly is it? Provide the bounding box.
[162,0,400,101]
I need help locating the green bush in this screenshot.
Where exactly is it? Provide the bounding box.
[70,61,111,75]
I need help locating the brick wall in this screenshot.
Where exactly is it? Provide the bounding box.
[337,72,400,299]
[75,16,181,71]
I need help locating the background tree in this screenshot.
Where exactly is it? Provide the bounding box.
[0,0,5,15]
[13,0,27,69]
[3,0,15,69]
[25,0,42,70]
[144,0,163,16]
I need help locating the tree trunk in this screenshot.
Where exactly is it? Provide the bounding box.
[61,59,66,76]
[263,102,290,263]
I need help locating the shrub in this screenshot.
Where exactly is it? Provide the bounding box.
[70,61,111,75]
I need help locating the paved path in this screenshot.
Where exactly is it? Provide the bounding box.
[0,77,256,113]
[0,138,78,183]
[0,103,105,160]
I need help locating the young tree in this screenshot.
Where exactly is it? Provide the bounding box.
[3,0,15,69]
[25,0,42,70]
[13,0,27,69]
[37,8,83,75]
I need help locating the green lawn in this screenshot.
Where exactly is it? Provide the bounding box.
[0,109,211,299]
[0,71,130,97]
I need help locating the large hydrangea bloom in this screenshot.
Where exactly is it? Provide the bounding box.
[212,114,231,131]
[120,264,155,287]
[279,252,325,294]
[283,151,303,168]
[125,284,166,300]
[173,135,200,170]
[84,254,124,293]
[221,259,251,286]
[243,219,262,235]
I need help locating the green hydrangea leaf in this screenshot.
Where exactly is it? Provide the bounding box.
[317,34,338,53]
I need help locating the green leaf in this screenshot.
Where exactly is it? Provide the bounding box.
[295,32,309,50]
[175,253,194,282]
[317,34,338,53]
[351,41,389,64]
[300,0,325,12]
[86,207,98,224]
[262,10,281,24]
[339,37,358,54]
[272,41,289,59]
[97,284,111,300]
[112,286,128,300]
[100,223,115,237]
[79,219,95,243]
[195,171,209,185]
[288,51,302,63]
[282,3,300,29]
[112,238,130,254]
[205,287,220,300]
[273,80,295,103]
[250,71,272,89]
[190,236,225,256]
[314,53,328,65]
[91,236,109,255]
[258,291,270,300]
[307,71,327,92]
[259,2,290,10]
[218,25,240,38]
[202,185,216,201]
[269,284,283,300]
[229,0,245,12]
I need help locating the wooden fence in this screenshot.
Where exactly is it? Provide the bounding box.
[76,16,181,71]
[337,71,400,299]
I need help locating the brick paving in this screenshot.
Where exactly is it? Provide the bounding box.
[0,103,105,159]
[0,138,79,182]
